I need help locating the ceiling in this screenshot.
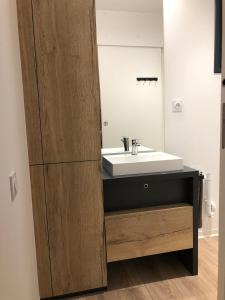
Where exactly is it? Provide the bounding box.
[95,0,163,13]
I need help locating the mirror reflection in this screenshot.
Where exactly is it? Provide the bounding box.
[96,0,164,152]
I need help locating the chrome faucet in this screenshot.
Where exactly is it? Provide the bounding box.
[121,136,130,152]
[132,139,141,155]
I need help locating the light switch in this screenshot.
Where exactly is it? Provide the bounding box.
[172,100,183,112]
[9,171,18,201]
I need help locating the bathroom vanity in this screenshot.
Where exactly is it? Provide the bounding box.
[103,167,199,275]
[17,0,199,298]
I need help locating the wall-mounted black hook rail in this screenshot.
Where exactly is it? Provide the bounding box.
[136,77,158,82]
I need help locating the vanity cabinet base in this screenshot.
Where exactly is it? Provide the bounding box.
[103,167,198,212]
[105,204,193,263]
[103,167,199,275]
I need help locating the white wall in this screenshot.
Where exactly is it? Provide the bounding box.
[96,10,163,47]
[0,1,39,299]
[164,0,221,235]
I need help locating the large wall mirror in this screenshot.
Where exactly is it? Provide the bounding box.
[95,0,164,151]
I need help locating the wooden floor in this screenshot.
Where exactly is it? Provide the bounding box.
[71,238,218,300]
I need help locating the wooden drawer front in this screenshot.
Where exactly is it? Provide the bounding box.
[105,204,193,263]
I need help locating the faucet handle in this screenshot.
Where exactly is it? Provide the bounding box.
[132,139,141,146]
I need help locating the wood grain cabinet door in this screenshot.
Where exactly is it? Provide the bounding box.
[32,0,102,164]
[30,166,52,298]
[17,0,43,165]
[44,161,107,296]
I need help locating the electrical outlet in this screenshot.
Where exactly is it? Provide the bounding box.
[9,171,18,201]
[172,100,183,112]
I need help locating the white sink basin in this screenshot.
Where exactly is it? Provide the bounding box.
[103,152,183,176]
[101,146,154,156]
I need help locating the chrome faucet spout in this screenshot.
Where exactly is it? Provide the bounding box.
[132,139,141,155]
[121,136,130,152]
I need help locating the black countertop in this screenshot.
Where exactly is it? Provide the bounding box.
[102,166,199,181]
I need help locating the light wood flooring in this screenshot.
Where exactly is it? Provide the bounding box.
[71,237,218,300]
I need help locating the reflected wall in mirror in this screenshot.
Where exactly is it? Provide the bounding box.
[96,0,164,151]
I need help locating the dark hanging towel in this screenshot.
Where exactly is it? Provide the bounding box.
[198,173,204,228]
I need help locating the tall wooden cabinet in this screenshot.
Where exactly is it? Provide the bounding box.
[45,162,106,296]
[17,0,107,298]
[30,166,52,297]
[32,0,102,163]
